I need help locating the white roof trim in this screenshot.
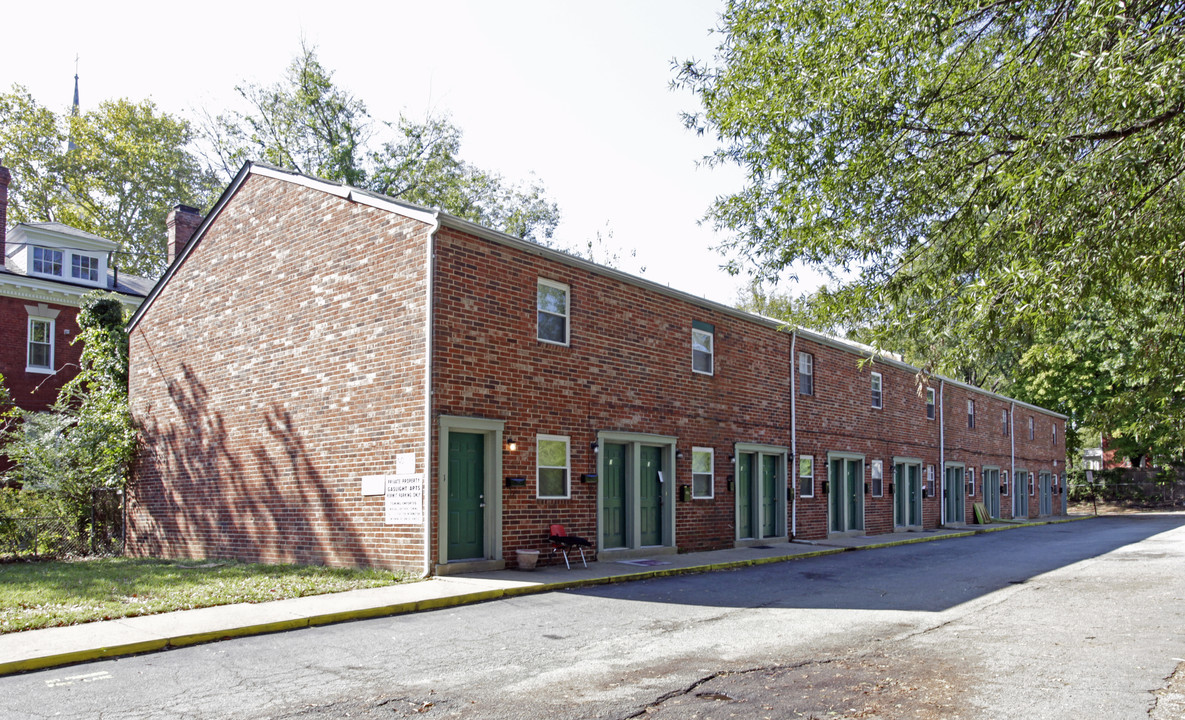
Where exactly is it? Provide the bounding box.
[0,274,144,306]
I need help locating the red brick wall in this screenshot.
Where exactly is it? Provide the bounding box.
[127,174,432,570]
[793,337,944,538]
[0,296,83,413]
[431,228,793,562]
[126,172,1067,574]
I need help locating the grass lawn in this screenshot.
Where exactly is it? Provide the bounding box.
[0,557,416,633]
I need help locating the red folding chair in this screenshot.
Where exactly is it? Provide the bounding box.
[548,524,591,569]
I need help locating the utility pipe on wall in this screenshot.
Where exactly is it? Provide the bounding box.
[939,379,946,526]
[790,331,797,539]
[422,214,440,577]
[1010,401,1016,514]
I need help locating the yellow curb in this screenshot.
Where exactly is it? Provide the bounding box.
[0,638,169,677]
[306,602,421,626]
[167,618,311,648]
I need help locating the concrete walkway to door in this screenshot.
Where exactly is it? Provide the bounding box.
[0,516,1088,678]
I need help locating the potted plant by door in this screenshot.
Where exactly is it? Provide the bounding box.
[517,549,540,570]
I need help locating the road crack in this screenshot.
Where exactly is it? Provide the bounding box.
[1150,660,1185,719]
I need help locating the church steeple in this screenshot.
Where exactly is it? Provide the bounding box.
[68,57,79,152]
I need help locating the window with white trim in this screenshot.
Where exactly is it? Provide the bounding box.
[968,467,976,496]
[798,455,814,498]
[1028,416,1035,440]
[1001,470,1010,496]
[32,247,63,277]
[536,435,570,499]
[926,388,935,420]
[1029,471,1036,496]
[27,317,54,372]
[871,372,882,409]
[537,279,569,345]
[798,352,814,395]
[871,459,884,496]
[1002,408,1009,436]
[691,321,714,375]
[967,399,975,429]
[71,254,99,282]
[691,447,714,499]
[1052,424,1058,446]
[926,464,935,496]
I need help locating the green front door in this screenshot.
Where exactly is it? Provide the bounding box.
[894,463,922,528]
[447,432,485,560]
[639,446,663,546]
[761,455,778,537]
[737,453,755,539]
[1014,471,1029,518]
[602,443,628,548]
[1039,472,1053,515]
[829,457,864,533]
[944,466,965,524]
[984,468,1001,518]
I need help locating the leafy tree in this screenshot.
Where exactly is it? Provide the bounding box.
[0,85,220,277]
[679,0,1185,459]
[202,44,561,243]
[2,292,134,521]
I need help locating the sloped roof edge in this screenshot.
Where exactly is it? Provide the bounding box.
[127,162,1066,420]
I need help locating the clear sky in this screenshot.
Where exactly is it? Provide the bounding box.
[3,0,818,306]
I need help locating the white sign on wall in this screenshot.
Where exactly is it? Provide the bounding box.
[395,452,416,475]
[384,474,424,525]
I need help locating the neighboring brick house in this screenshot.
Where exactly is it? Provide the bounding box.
[125,162,1068,574]
[0,166,152,416]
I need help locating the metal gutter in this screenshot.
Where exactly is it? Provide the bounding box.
[790,331,797,539]
[939,379,946,526]
[422,212,441,577]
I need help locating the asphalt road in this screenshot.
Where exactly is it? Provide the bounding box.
[3,515,1183,720]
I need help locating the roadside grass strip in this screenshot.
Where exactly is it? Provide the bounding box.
[0,557,415,634]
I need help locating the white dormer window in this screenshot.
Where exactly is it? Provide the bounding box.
[32,247,63,277]
[72,254,99,282]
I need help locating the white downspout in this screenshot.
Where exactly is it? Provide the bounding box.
[422,213,440,577]
[790,331,797,539]
[1010,401,1016,517]
[939,380,946,526]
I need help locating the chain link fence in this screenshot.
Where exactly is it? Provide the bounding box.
[0,488,123,561]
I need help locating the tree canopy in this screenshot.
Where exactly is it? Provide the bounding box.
[678,0,1185,460]
[202,44,561,243]
[0,85,220,277]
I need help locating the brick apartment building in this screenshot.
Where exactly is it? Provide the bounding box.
[126,162,1067,574]
[0,166,152,417]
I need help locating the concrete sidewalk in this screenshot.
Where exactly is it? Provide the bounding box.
[0,516,1089,677]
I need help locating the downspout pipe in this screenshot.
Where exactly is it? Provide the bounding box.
[790,331,797,539]
[1010,401,1016,516]
[422,212,440,577]
[939,380,946,526]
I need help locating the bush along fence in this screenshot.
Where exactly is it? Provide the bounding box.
[1067,467,1185,508]
[0,488,123,561]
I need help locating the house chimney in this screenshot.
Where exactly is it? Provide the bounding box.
[0,165,11,268]
[166,204,202,266]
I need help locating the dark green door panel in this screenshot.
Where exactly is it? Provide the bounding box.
[761,455,778,537]
[447,432,484,560]
[738,453,754,539]
[602,443,627,548]
[639,446,663,546]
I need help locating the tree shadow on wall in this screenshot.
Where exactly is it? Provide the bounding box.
[130,362,385,568]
